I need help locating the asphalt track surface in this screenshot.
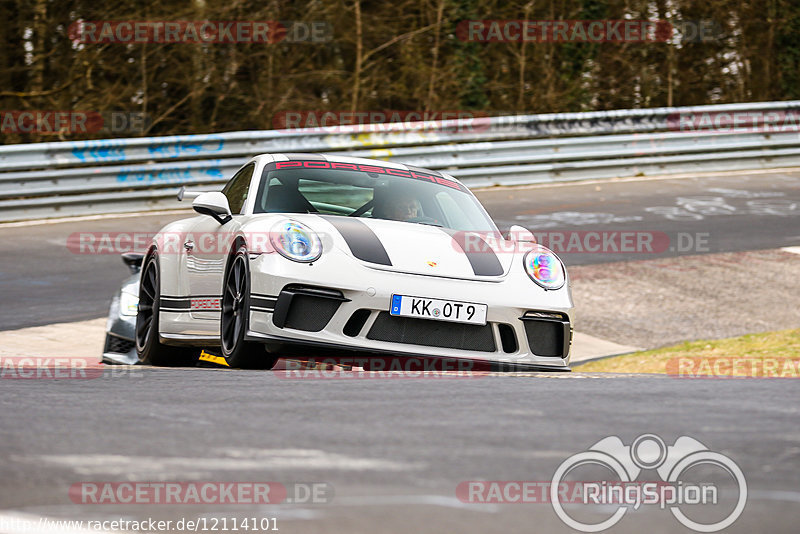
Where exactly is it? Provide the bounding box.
[2,370,798,533]
[2,170,800,533]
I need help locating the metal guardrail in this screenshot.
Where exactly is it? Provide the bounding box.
[2,100,800,221]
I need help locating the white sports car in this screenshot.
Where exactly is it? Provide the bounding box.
[135,153,574,371]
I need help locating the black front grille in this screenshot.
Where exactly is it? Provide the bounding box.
[104,335,135,354]
[272,286,346,332]
[283,294,341,332]
[367,312,496,352]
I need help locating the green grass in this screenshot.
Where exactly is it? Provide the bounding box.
[576,329,800,376]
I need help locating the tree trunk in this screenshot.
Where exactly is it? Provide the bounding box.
[351,0,362,113]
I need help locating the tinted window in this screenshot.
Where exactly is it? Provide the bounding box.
[253,164,497,232]
[222,164,254,214]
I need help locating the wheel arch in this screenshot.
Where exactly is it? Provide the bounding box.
[222,234,250,274]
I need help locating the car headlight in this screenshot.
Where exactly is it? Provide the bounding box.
[270,220,322,262]
[523,247,565,290]
[119,291,139,316]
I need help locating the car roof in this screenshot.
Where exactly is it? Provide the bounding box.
[260,152,463,186]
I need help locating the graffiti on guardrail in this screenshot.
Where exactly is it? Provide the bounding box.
[70,140,128,162]
[70,135,225,162]
[146,136,225,158]
[116,167,225,184]
[519,114,665,137]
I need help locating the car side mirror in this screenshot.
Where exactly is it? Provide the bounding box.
[508,224,537,243]
[121,252,144,274]
[193,192,233,224]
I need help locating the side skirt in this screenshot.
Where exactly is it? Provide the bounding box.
[159,333,220,347]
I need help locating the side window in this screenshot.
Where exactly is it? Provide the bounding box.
[222,164,255,214]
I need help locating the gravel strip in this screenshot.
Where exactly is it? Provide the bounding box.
[569,248,800,349]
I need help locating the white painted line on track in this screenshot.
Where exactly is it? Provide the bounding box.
[780,246,800,255]
[0,209,190,229]
[748,490,800,503]
[17,450,422,478]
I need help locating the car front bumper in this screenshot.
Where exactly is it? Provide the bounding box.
[246,251,574,370]
[102,292,138,365]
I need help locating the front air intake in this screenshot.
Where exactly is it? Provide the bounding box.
[520,311,570,358]
[272,285,348,332]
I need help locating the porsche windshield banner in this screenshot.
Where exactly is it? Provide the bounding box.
[272,160,467,192]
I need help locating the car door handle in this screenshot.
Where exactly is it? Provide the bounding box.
[184,241,194,251]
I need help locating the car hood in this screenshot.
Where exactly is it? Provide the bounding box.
[305,214,514,281]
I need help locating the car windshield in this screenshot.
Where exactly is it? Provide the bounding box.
[253,162,498,232]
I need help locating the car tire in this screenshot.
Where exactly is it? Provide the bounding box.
[221,245,279,369]
[135,252,196,367]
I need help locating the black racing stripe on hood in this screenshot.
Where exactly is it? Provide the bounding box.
[441,229,504,276]
[321,216,392,266]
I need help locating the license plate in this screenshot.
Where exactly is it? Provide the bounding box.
[390,294,487,325]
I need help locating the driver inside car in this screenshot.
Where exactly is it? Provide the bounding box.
[385,193,422,221]
[373,187,423,222]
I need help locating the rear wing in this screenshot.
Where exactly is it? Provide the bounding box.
[177,186,211,202]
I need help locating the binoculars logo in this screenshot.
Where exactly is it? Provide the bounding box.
[550,434,747,532]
